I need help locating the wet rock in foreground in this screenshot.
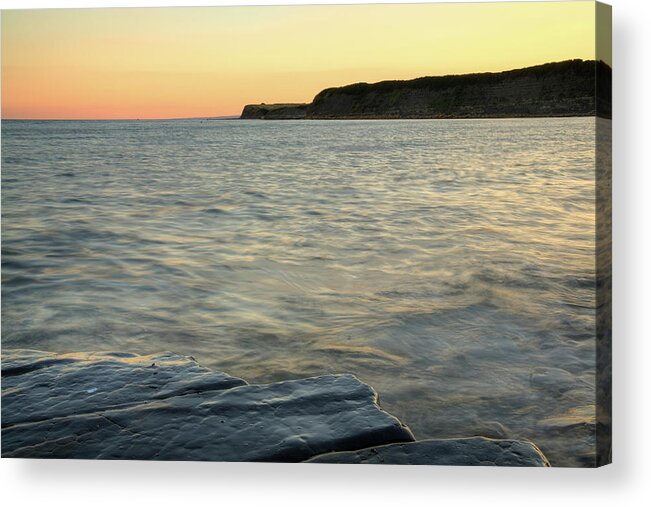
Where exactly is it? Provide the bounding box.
[1,350,247,427]
[307,437,550,467]
[1,350,414,461]
[2,349,550,466]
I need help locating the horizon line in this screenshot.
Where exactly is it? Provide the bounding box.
[1,115,241,122]
[2,58,608,121]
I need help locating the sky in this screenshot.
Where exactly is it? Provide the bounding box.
[1,1,601,119]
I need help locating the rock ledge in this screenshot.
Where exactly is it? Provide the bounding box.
[308,437,550,467]
[2,349,549,466]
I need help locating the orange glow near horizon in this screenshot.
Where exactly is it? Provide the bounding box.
[2,2,598,120]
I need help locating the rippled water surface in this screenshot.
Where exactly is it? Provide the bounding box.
[2,118,597,466]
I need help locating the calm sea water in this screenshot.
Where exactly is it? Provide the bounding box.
[2,118,597,466]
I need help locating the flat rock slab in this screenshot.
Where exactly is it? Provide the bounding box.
[2,350,247,427]
[2,349,414,461]
[307,437,550,467]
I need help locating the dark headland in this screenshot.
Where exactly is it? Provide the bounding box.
[241,59,611,120]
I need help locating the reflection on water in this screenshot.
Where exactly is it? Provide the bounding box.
[2,118,597,466]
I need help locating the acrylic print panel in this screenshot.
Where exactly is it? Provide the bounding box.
[0,1,611,467]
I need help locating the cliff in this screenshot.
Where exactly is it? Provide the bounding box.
[240,103,307,119]
[240,59,612,120]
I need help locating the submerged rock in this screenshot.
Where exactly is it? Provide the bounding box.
[1,349,413,461]
[307,437,550,467]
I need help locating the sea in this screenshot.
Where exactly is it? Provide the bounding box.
[1,117,600,466]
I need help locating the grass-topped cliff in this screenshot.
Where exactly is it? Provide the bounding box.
[241,59,611,120]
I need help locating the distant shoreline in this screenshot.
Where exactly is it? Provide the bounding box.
[1,116,241,122]
[241,59,612,121]
[2,115,609,123]
[2,60,611,123]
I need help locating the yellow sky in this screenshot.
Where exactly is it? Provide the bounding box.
[1,2,599,119]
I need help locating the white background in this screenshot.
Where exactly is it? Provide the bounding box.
[1,0,649,505]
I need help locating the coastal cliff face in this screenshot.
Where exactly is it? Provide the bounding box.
[240,103,307,119]
[240,60,612,120]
